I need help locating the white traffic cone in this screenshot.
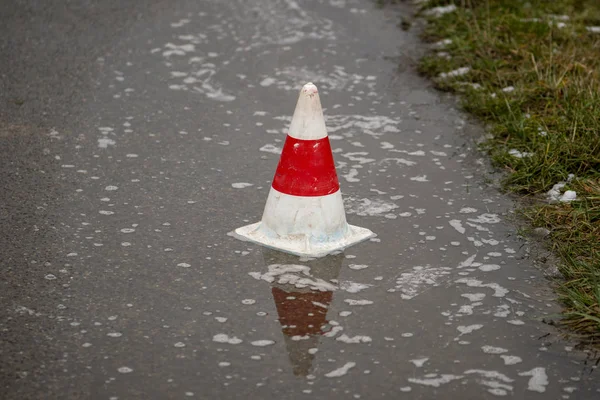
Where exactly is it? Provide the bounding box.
[233,82,374,257]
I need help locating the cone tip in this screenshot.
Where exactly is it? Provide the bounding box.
[301,82,318,95]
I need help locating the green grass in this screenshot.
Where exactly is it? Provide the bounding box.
[417,0,600,340]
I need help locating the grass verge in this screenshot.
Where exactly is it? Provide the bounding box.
[417,0,600,340]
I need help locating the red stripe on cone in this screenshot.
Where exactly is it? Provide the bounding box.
[271,135,340,197]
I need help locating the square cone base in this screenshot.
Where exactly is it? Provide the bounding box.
[231,222,375,258]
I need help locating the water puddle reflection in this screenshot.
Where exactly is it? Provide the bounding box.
[261,249,344,377]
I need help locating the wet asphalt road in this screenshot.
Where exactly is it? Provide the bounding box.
[1,0,599,399]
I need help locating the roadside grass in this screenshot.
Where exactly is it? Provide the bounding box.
[417,0,600,340]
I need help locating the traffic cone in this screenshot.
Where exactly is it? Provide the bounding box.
[233,82,374,257]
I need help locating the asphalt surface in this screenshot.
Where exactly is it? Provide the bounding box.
[1,0,599,399]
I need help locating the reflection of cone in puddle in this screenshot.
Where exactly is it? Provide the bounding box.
[262,249,343,377]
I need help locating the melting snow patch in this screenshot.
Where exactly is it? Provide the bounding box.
[410,358,429,367]
[481,346,508,354]
[259,144,282,154]
[500,355,522,365]
[344,299,373,306]
[394,266,452,299]
[456,278,508,297]
[344,197,398,216]
[459,207,478,214]
[232,182,253,189]
[213,334,243,345]
[342,168,360,183]
[170,18,190,28]
[465,370,513,383]
[468,214,500,224]
[458,305,474,315]
[325,362,356,378]
[462,293,486,302]
[339,281,372,293]
[508,149,533,158]
[439,67,470,79]
[251,340,275,347]
[260,77,276,87]
[457,324,483,335]
[464,370,514,395]
[425,4,457,18]
[410,175,429,182]
[323,326,344,338]
[379,157,416,167]
[430,150,447,156]
[248,264,336,292]
[15,306,39,316]
[479,264,501,272]
[162,43,196,57]
[560,190,577,202]
[519,368,548,393]
[336,334,372,344]
[547,182,566,202]
[340,152,375,164]
[494,304,511,318]
[449,220,465,234]
[408,374,463,388]
[432,38,452,49]
[291,335,310,341]
[312,301,328,309]
[325,114,401,138]
[98,138,116,148]
[547,174,575,203]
